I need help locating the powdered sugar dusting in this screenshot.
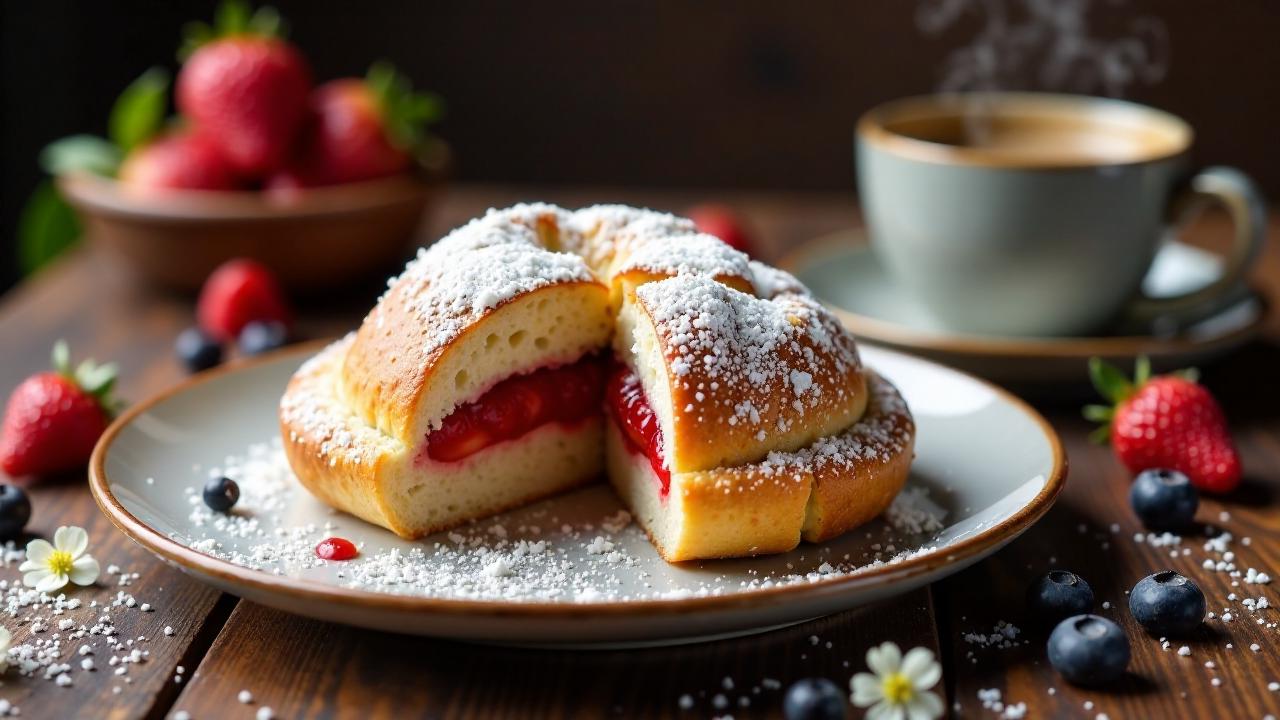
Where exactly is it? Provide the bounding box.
[389,241,595,359]
[176,437,950,604]
[636,274,860,436]
[616,232,752,283]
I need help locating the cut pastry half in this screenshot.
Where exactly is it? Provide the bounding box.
[279,204,915,561]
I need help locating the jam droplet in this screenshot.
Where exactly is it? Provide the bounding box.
[315,537,359,561]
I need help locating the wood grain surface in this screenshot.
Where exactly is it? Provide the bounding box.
[0,185,1276,719]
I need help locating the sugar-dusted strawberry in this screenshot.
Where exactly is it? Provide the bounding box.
[274,62,443,187]
[1085,357,1242,493]
[0,343,119,478]
[176,1,311,176]
[196,259,292,342]
[687,204,755,256]
[118,131,240,192]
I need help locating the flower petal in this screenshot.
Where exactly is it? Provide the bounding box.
[867,641,902,676]
[906,690,945,720]
[866,700,893,720]
[851,673,884,706]
[69,555,100,586]
[869,700,906,720]
[54,525,89,558]
[0,625,11,651]
[22,568,51,588]
[24,539,54,564]
[35,571,68,594]
[902,647,942,689]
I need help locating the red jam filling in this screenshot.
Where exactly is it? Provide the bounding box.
[421,355,607,463]
[315,537,359,561]
[606,366,671,496]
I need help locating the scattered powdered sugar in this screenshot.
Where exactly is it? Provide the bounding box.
[176,439,955,604]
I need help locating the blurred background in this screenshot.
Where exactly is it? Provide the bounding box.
[3,0,1279,293]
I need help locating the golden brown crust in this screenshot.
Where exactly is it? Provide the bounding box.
[279,338,406,534]
[635,282,869,473]
[801,372,915,543]
[610,372,915,562]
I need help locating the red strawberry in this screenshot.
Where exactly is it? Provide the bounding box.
[687,204,754,256]
[0,343,119,478]
[1086,357,1241,493]
[176,2,311,176]
[118,132,240,192]
[273,62,442,188]
[197,259,292,342]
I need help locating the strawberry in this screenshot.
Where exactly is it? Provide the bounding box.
[176,1,312,176]
[118,131,240,192]
[0,343,119,478]
[687,204,754,256]
[196,259,292,342]
[273,62,442,187]
[1085,357,1242,493]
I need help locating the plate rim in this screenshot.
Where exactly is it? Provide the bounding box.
[90,341,1067,620]
[779,230,1270,360]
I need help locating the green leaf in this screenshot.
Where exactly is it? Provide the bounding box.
[109,67,170,153]
[17,180,82,274]
[215,0,252,35]
[1133,355,1151,387]
[52,341,70,375]
[1082,404,1114,423]
[75,360,118,397]
[248,5,285,38]
[366,61,444,153]
[1089,425,1113,445]
[39,135,122,177]
[1087,357,1132,404]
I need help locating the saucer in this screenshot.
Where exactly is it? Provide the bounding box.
[781,229,1269,388]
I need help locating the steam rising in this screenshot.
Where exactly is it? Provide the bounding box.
[917,0,1169,97]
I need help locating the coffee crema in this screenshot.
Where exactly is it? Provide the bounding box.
[861,93,1191,168]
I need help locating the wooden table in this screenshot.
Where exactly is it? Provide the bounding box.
[1,185,1277,719]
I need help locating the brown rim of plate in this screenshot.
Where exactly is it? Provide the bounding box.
[855,92,1193,170]
[89,340,1067,620]
[779,231,1270,360]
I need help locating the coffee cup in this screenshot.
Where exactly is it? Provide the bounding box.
[856,92,1265,337]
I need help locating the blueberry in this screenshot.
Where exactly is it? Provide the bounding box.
[175,327,223,373]
[202,476,240,512]
[1130,468,1198,531]
[0,484,31,538]
[783,678,846,720]
[1027,570,1095,622]
[1129,570,1206,636]
[239,321,289,356]
[1047,614,1130,686]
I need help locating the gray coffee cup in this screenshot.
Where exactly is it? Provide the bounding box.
[857,92,1265,337]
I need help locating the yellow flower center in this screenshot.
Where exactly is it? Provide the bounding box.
[48,550,74,576]
[882,672,915,705]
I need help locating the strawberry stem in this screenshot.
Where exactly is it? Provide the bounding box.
[179,0,287,60]
[366,61,444,155]
[1087,357,1133,404]
[50,340,121,416]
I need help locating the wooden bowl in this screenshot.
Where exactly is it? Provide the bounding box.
[58,172,438,293]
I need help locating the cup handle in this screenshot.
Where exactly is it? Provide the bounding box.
[1123,166,1267,330]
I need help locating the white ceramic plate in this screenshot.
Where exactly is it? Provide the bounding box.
[783,230,1268,388]
[91,344,1064,646]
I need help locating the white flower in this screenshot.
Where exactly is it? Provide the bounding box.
[19,526,100,593]
[0,626,10,671]
[851,641,944,720]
